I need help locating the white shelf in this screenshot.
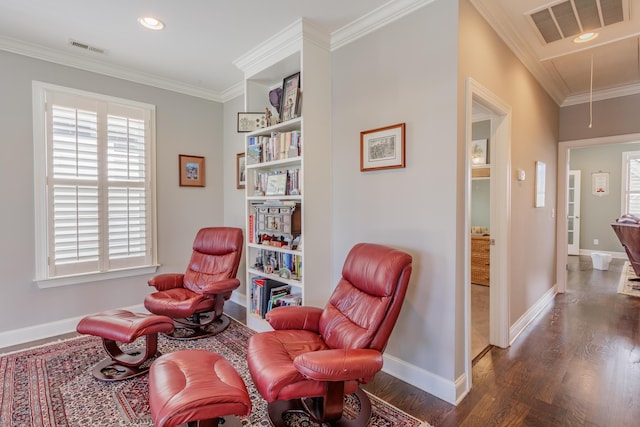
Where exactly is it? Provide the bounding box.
[246,157,301,170]
[247,243,301,255]
[247,117,302,137]
[247,268,302,287]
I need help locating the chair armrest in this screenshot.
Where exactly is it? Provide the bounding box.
[200,278,240,295]
[266,306,323,332]
[148,274,184,291]
[294,348,383,382]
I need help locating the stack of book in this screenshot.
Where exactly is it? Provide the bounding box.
[249,277,301,318]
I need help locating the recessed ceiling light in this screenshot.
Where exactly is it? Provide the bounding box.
[574,32,598,43]
[138,16,165,30]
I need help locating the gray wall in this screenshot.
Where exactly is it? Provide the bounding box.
[0,50,224,334]
[569,142,640,252]
[560,93,640,141]
[332,0,460,386]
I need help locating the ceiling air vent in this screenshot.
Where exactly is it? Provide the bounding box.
[69,39,106,54]
[529,0,625,44]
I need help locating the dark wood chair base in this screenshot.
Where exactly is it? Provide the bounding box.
[164,315,231,340]
[91,352,158,382]
[267,388,372,427]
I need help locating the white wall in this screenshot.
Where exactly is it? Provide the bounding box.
[0,50,224,337]
[332,0,460,396]
[223,95,247,302]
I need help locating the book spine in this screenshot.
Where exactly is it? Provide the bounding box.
[248,214,255,243]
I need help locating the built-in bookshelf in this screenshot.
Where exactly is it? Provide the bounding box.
[235,19,332,332]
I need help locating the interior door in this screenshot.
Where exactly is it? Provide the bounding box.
[568,170,581,255]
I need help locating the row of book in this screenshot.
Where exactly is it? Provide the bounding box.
[249,276,302,318]
[254,168,300,196]
[251,248,302,279]
[247,131,301,164]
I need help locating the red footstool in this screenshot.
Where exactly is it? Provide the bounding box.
[149,350,252,427]
[76,309,174,381]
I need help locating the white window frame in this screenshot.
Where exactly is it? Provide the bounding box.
[32,81,158,288]
[621,150,640,216]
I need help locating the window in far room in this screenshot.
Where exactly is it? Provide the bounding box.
[622,150,640,216]
[32,82,157,287]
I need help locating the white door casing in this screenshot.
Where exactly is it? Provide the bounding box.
[568,170,581,255]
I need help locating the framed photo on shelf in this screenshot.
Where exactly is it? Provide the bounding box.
[237,112,267,132]
[280,72,300,122]
[236,152,246,189]
[265,174,287,196]
[360,123,406,172]
[179,154,205,187]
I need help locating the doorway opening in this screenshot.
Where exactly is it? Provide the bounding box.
[557,133,640,293]
[464,78,512,393]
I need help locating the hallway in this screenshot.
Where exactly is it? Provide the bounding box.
[364,255,640,426]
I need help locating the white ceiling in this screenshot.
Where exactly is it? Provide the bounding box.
[0,0,638,106]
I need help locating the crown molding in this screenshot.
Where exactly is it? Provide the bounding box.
[330,0,436,51]
[561,82,640,106]
[219,81,244,103]
[0,35,224,102]
[233,18,330,79]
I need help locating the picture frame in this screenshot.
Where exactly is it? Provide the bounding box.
[280,72,301,122]
[265,174,287,196]
[360,123,406,172]
[237,112,267,133]
[535,160,546,207]
[179,154,205,187]
[592,172,609,196]
[471,139,488,166]
[236,152,246,189]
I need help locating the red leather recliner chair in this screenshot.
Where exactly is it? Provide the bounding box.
[247,243,412,427]
[144,227,243,340]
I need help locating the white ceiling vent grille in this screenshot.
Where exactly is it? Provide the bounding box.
[69,39,106,54]
[529,0,625,44]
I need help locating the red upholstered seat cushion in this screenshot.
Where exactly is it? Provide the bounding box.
[247,330,359,402]
[144,288,215,318]
[76,309,174,343]
[149,350,251,427]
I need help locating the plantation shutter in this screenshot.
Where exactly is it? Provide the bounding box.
[627,154,640,215]
[45,90,152,278]
[106,110,150,269]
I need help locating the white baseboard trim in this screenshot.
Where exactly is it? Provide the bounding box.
[509,285,557,345]
[382,351,457,405]
[0,304,146,350]
[578,249,626,259]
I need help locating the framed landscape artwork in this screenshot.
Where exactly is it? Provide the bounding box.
[360,123,406,172]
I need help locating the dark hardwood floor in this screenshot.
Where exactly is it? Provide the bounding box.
[364,255,640,426]
[3,256,639,426]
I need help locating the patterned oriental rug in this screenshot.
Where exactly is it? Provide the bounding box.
[617,261,640,298]
[0,318,429,427]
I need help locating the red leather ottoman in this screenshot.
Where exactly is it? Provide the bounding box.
[149,350,251,427]
[76,309,174,381]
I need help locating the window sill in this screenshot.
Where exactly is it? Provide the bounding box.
[35,265,160,289]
